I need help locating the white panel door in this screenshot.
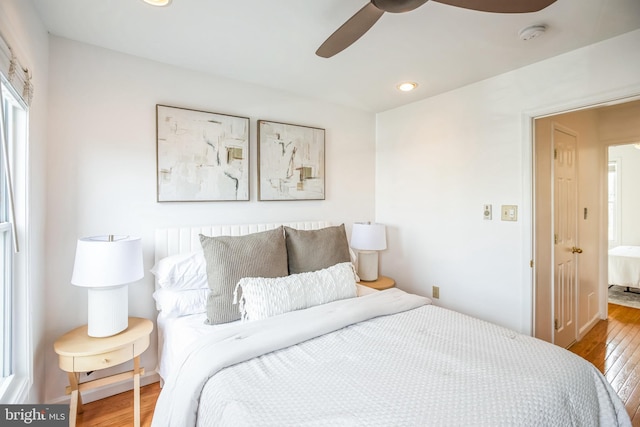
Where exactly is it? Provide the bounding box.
[553,126,579,349]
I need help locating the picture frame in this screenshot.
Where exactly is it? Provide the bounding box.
[156,105,249,202]
[258,120,325,201]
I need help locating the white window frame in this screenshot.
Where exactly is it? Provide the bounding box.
[0,200,11,379]
[608,158,621,248]
[0,75,30,403]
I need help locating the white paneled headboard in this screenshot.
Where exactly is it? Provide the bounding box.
[152,221,334,383]
[154,221,332,264]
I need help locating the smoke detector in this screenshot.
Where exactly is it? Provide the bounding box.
[519,25,547,41]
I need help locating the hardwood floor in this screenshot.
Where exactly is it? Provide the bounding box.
[76,382,160,426]
[76,304,640,426]
[569,303,640,426]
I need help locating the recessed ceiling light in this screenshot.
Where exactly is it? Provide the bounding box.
[397,82,418,92]
[142,0,172,6]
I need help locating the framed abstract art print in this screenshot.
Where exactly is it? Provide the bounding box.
[257,120,325,201]
[156,105,249,202]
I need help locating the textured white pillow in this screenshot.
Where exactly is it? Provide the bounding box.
[153,288,208,317]
[150,251,208,290]
[234,262,358,321]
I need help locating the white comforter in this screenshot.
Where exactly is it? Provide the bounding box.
[152,289,630,427]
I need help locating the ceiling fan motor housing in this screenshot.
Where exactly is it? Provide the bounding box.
[372,0,429,13]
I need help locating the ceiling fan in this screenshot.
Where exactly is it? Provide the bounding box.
[316,0,558,58]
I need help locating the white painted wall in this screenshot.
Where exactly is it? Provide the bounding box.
[601,101,640,248]
[0,0,49,403]
[609,144,640,246]
[44,37,376,403]
[376,29,640,334]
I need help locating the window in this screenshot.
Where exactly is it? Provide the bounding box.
[0,116,11,379]
[608,160,620,247]
[0,76,27,397]
[0,31,32,403]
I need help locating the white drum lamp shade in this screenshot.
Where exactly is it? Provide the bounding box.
[71,235,144,337]
[350,223,386,281]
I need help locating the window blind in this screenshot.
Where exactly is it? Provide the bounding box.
[0,33,33,107]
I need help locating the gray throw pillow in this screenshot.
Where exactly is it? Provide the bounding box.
[284,224,351,274]
[200,227,288,324]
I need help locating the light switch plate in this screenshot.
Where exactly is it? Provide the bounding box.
[483,204,492,220]
[501,205,518,221]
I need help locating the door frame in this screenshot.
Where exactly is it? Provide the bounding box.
[525,88,640,340]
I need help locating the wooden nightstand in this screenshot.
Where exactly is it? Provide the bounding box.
[54,317,153,427]
[358,275,395,290]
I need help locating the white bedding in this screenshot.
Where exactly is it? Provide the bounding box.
[156,313,227,382]
[156,284,377,381]
[609,246,640,289]
[152,289,630,427]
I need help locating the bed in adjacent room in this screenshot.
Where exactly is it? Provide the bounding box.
[609,245,640,291]
[150,222,630,427]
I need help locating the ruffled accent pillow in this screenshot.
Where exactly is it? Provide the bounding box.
[234,262,357,321]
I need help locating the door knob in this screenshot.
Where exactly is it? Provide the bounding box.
[571,247,583,254]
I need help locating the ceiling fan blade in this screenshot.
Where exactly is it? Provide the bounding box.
[316,3,385,58]
[431,0,557,13]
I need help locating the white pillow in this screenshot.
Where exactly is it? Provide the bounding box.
[349,248,360,282]
[150,251,208,290]
[234,262,357,321]
[153,288,208,317]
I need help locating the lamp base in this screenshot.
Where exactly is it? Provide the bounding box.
[87,286,128,337]
[357,250,379,282]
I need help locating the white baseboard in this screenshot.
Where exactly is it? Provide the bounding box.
[578,313,601,341]
[48,371,160,405]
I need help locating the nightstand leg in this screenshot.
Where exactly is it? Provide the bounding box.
[69,389,77,427]
[74,372,84,413]
[133,356,141,427]
[67,372,84,427]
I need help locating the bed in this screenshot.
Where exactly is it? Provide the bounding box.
[609,246,640,291]
[150,222,630,427]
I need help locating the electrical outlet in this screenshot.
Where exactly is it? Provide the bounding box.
[432,286,440,299]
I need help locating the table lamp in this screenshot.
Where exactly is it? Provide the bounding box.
[71,235,144,337]
[350,223,387,281]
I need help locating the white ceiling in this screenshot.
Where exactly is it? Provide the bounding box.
[30,0,640,112]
